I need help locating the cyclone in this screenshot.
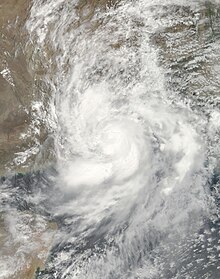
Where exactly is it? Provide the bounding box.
[59,83,149,191]
[26,1,214,278]
[1,0,219,278]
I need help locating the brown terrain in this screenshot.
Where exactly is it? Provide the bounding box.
[0,0,32,174]
[0,1,120,278]
[0,0,44,175]
[0,212,57,279]
[0,0,120,176]
[0,1,56,278]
